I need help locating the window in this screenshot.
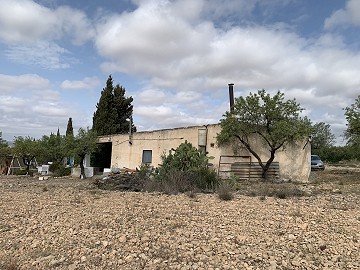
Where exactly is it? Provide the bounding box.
[142,150,152,164]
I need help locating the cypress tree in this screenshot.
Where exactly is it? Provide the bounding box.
[114,84,136,133]
[93,75,136,136]
[92,75,118,136]
[66,118,74,137]
[92,75,136,168]
[65,117,75,166]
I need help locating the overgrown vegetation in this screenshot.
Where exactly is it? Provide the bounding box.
[149,141,218,193]
[95,141,219,195]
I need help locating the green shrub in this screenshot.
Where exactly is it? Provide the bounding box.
[49,161,71,177]
[153,141,218,193]
[314,145,358,163]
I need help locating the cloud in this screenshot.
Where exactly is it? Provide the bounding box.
[33,103,69,117]
[94,0,360,101]
[5,41,73,69]
[0,96,26,112]
[61,77,101,90]
[93,0,360,141]
[0,73,80,140]
[0,74,51,93]
[136,89,167,105]
[135,104,218,131]
[95,0,215,79]
[0,0,94,44]
[324,0,360,29]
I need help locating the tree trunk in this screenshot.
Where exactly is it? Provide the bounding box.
[23,156,34,176]
[261,150,276,180]
[80,155,86,179]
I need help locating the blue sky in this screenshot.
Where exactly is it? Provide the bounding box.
[0,0,359,145]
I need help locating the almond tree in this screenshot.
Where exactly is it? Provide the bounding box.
[217,89,311,179]
[70,127,98,179]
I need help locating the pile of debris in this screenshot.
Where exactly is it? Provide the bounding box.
[93,168,145,192]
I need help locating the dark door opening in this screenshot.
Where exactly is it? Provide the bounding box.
[91,142,112,171]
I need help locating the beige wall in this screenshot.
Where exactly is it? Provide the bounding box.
[98,124,311,182]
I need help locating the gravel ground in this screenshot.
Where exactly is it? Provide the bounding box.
[0,175,359,270]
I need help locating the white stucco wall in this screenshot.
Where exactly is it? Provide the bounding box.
[98,124,311,182]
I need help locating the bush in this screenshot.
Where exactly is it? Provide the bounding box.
[49,161,71,177]
[217,181,234,201]
[314,145,358,163]
[151,141,218,193]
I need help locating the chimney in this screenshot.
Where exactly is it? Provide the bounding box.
[228,83,234,113]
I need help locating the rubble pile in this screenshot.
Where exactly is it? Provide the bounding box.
[93,168,144,192]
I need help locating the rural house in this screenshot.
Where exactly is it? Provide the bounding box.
[97,124,311,182]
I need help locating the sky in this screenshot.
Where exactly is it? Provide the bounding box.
[0,0,359,145]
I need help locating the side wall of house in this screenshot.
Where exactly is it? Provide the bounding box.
[98,124,310,182]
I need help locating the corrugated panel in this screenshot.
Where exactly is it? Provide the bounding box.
[231,162,279,179]
[218,155,279,179]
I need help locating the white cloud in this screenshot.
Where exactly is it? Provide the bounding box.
[93,0,360,142]
[5,41,72,69]
[0,0,358,143]
[0,73,79,140]
[135,104,218,131]
[0,74,50,93]
[33,104,68,117]
[324,0,360,29]
[95,0,214,78]
[0,0,94,44]
[61,77,101,90]
[0,96,26,112]
[136,89,167,105]
[174,91,201,103]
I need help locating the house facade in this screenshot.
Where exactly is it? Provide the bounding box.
[98,124,311,182]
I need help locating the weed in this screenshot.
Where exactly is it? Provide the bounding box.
[217,181,234,201]
[42,185,48,192]
[259,195,266,201]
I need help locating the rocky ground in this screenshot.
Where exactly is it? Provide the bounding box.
[0,168,359,270]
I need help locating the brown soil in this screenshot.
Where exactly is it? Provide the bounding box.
[0,168,359,270]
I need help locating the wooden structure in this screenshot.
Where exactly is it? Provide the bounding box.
[218,155,279,179]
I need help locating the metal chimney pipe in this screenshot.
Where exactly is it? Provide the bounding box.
[228,83,234,113]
